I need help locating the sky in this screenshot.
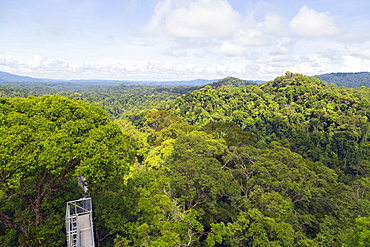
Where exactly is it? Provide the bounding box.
[1,0,370,81]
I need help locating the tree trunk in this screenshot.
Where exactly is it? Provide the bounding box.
[0,210,29,239]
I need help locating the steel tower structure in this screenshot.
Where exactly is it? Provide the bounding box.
[66,197,95,247]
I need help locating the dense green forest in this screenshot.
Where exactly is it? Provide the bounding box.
[1,72,370,246]
[316,72,370,87]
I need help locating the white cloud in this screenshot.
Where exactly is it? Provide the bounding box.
[28,55,48,69]
[289,5,345,37]
[0,54,209,80]
[2,1,369,82]
[207,41,246,56]
[346,43,370,59]
[143,0,292,58]
[260,12,288,37]
[0,54,7,64]
[144,0,241,39]
[341,56,370,72]
[272,38,295,55]
[206,12,289,57]
[2,51,367,82]
[164,46,188,57]
[143,0,173,36]
[264,54,295,68]
[231,12,286,47]
[166,0,241,38]
[319,49,344,66]
[234,26,267,47]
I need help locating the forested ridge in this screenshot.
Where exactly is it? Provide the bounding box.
[317,72,370,88]
[1,72,370,246]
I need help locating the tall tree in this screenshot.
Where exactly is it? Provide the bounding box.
[0,95,135,246]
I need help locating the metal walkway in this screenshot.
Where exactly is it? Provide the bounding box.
[66,197,95,247]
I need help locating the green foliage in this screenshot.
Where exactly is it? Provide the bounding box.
[317,72,370,87]
[170,72,370,177]
[81,85,188,120]
[120,176,204,246]
[0,85,35,97]
[209,76,256,88]
[208,208,297,247]
[144,110,183,132]
[0,95,135,245]
[345,216,370,247]
[2,73,370,246]
[201,121,257,147]
[163,131,231,211]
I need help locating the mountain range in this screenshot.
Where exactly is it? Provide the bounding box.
[1,70,369,88]
[0,71,219,87]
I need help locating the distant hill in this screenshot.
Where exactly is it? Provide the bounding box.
[208,76,256,87]
[0,71,57,83]
[0,71,269,89]
[0,71,218,88]
[2,70,369,90]
[314,72,370,87]
[67,78,219,86]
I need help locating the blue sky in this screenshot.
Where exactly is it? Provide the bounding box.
[1,0,369,81]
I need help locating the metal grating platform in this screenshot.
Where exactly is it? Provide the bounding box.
[66,197,95,247]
